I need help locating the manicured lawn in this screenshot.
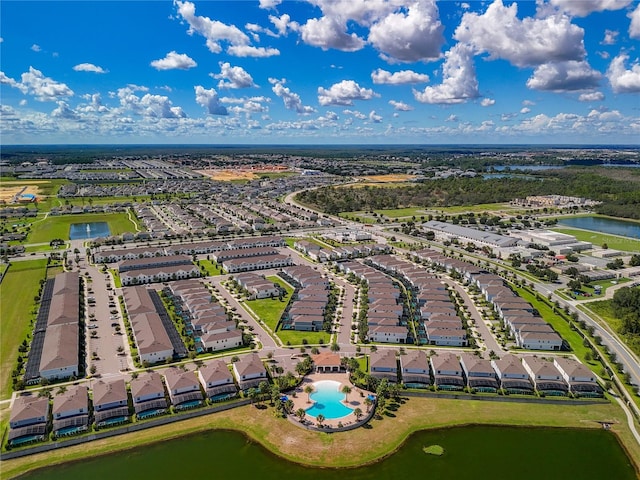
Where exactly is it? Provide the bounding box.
[0,259,47,399]
[278,329,330,346]
[28,212,139,243]
[374,207,428,219]
[245,276,294,333]
[197,259,223,276]
[2,395,636,479]
[513,285,594,365]
[109,269,122,288]
[551,228,640,252]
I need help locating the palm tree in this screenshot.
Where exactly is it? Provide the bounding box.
[353,407,363,421]
[295,408,306,423]
[247,388,257,405]
[316,414,325,427]
[341,385,352,403]
[364,396,373,413]
[284,399,294,414]
[304,385,314,403]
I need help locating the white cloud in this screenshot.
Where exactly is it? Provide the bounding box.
[213,62,256,89]
[522,100,536,106]
[629,4,640,39]
[150,51,197,70]
[343,109,367,119]
[195,86,228,115]
[368,1,444,63]
[548,0,631,17]
[52,101,78,119]
[259,0,282,9]
[601,29,619,45]
[520,107,531,114]
[388,100,413,111]
[371,68,429,85]
[607,54,640,93]
[1,67,74,102]
[228,45,280,57]
[368,110,382,123]
[413,44,478,104]
[269,14,297,36]
[578,91,605,102]
[0,37,3,43]
[269,78,316,114]
[455,0,585,67]
[481,98,495,106]
[174,1,278,57]
[526,60,602,91]
[116,85,186,118]
[73,63,107,74]
[300,16,365,52]
[446,114,458,122]
[318,80,378,106]
[31,44,41,52]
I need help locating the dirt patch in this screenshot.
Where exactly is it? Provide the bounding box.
[360,174,418,183]
[0,184,40,203]
[196,169,259,181]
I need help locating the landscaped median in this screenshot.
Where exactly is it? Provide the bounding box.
[1,395,637,479]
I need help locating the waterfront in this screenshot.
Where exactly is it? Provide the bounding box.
[68,222,111,240]
[20,426,637,480]
[558,216,640,239]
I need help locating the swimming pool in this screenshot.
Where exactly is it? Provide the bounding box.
[306,380,354,420]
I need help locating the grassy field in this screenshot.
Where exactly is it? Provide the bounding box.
[374,208,428,219]
[2,395,636,479]
[559,278,630,301]
[551,228,640,252]
[245,276,293,333]
[429,203,515,214]
[28,212,139,243]
[0,259,48,399]
[583,300,640,358]
[61,195,151,206]
[257,172,297,179]
[197,259,223,276]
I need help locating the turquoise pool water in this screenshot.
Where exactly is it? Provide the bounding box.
[306,380,354,420]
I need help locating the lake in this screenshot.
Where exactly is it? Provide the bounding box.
[69,222,111,240]
[559,216,640,239]
[21,426,637,480]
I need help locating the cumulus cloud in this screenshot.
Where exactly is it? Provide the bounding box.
[481,98,495,106]
[578,91,605,102]
[270,14,297,36]
[446,114,458,122]
[413,44,478,104]
[73,63,107,74]
[368,1,444,62]
[601,29,619,45]
[343,109,367,119]
[318,80,378,106]
[269,78,316,114]
[526,60,602,91]
[150,51,197,70]
[300,16,365,51]
[520,107,531,114]
[368,110,382,123]
[629,4,640,39]
[259,0,282,9]
[371,68,429,85]
[0,67,74,102]
[389,100,413,111]
[174,1,279,57]
[51,101,78,119]
[116,85,186,118]
[213,62,256,89]
[607,54,640,93]
[455,0,585,67]
[548,0,631,17]
[31,44,41,52]
[194,86,228,115]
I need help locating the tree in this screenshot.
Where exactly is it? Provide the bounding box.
[295,408,306,423]
[341,385,352,403]
[304,385,314,403]
[364,396,373,413]
[284,399,294,414]
[247,388,258,406]
[353,407,363,421]
[316,414,325,427]
[567,279,582,291]
[330,342,340,352]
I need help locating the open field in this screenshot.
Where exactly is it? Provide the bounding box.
[558,278,631,301]
[245,276,293,334]
[0,259,47,399]
[197,259,223,276]
[28,212,139,243]
[61,195,152,206]
[360,174,418,183]
[551,228,640,252]
[584,300,640,358]
[196,169,258,181]
[2,395,636,479]
[375,207,429,219]
[429,203,517,214]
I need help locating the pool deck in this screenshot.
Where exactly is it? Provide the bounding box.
[289,373,370,428]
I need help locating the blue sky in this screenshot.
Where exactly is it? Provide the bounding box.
[1,0,639,144]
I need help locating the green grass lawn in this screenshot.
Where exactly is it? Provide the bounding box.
[0,259,48,399]
[257,172,297,179]
[583,300,640,358]
[560,278,630,300]
[28,212,139,243]
[513,285,594,365]
[61,195,151,206]
[373,207,428,219]
[429,203,515,214]
[197,259,223,276]
[551,228,640,252]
